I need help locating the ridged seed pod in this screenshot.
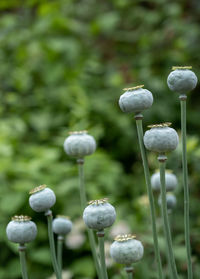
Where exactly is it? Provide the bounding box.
[167,66,197,94]
[6,215,37,244]
[144,123,179,153]
[158,193,177,210]
[119,85,153,114]
[151,170,178,192]
[64,130,96,158]
[53,216,72,235]
[29,185,56,213]
[110,234,144,265]
[83,199,116,231]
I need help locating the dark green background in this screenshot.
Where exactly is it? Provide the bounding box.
[0,0,200,278]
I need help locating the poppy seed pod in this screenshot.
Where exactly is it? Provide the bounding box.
[83,199,116,231]
[158,193,177,210]
[29,185,56,213]
[151,170,178,192]
[110,234,144,265]
[6,215,37,244]
[52,216,72,235]
[167,66,197,94]
[63,130,96,158]
[143,123,179,153]
[119,85,153,114]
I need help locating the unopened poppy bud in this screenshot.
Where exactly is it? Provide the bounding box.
[53,216,72,235]
[151,170,178,192]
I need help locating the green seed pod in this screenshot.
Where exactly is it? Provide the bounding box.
[119,85,153,114]
[64,130,96,158]
[29,185,56,213]
[143,123,179,153]
[6,215,37,244]
[110,234,144,265]
[83,199,116,231]
[151,170,178,192]
[158,193,177,210]
[167,66,197,94]
[52,216,72,235]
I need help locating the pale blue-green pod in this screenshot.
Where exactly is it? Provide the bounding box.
[83,199,116,231]
[110,235,144,265]
[52,216,72,235]
[143,123,179,153]
[29,185,56,213]
[6,216,37,244]
[167,67,197,94]
[119,85,153,114]
[151,170,178,192]
[64,130,96,158]
[158,193,177,210]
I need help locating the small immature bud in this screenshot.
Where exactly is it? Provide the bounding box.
[143,123,179,153]
[64,130,96,158]
[167,66,197,94]
[53,216,72,235]
[29,185,56,213]
[110,234,144,265]
[6,215,37,244]
[158,193,177,210]
[83,199,116,231]
[151,170,178,192]
[119,85,153,114]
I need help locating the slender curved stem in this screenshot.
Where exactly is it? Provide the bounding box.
[97,231,108,279]
[77,159,102,279]
[18,245,28,279]
[135,117,164,279]
[127,272,133,279]
[159,157,178,279]
[57,235,64,272]
[46,211,61,279]
[180,97,193,279]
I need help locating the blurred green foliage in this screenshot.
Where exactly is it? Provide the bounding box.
[0,0,200,278]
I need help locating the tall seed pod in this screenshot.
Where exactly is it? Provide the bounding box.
[6,215,37,279]
[118,85,163,279]
[63,131,101,278]
[29,185,61,279]
[110,234,144,278]
[144,122,179,279]
[83,199,116,279]
[151,170,178,192]
[53,216,73,271]
[167,66,198,279]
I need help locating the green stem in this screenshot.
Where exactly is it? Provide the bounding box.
[125,267,134,279]
[180,97,193,279]
[18,245,28,279]
[135,117,164,279]
[77,159,102,279]
[159,156,178,279]
[97,231,108,279]
[46,210,62,279]
[57,235,64,272]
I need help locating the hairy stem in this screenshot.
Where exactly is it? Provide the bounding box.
[135,116,164,279]
[180,96,193,279]
[57,235,64,272]
[77,159,102,279]
[46,210,61,279]
[97,231,108,279]
[18,245,28,279]
[159,157,178,279]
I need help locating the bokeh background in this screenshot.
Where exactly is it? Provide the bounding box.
[0,0,200,278]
